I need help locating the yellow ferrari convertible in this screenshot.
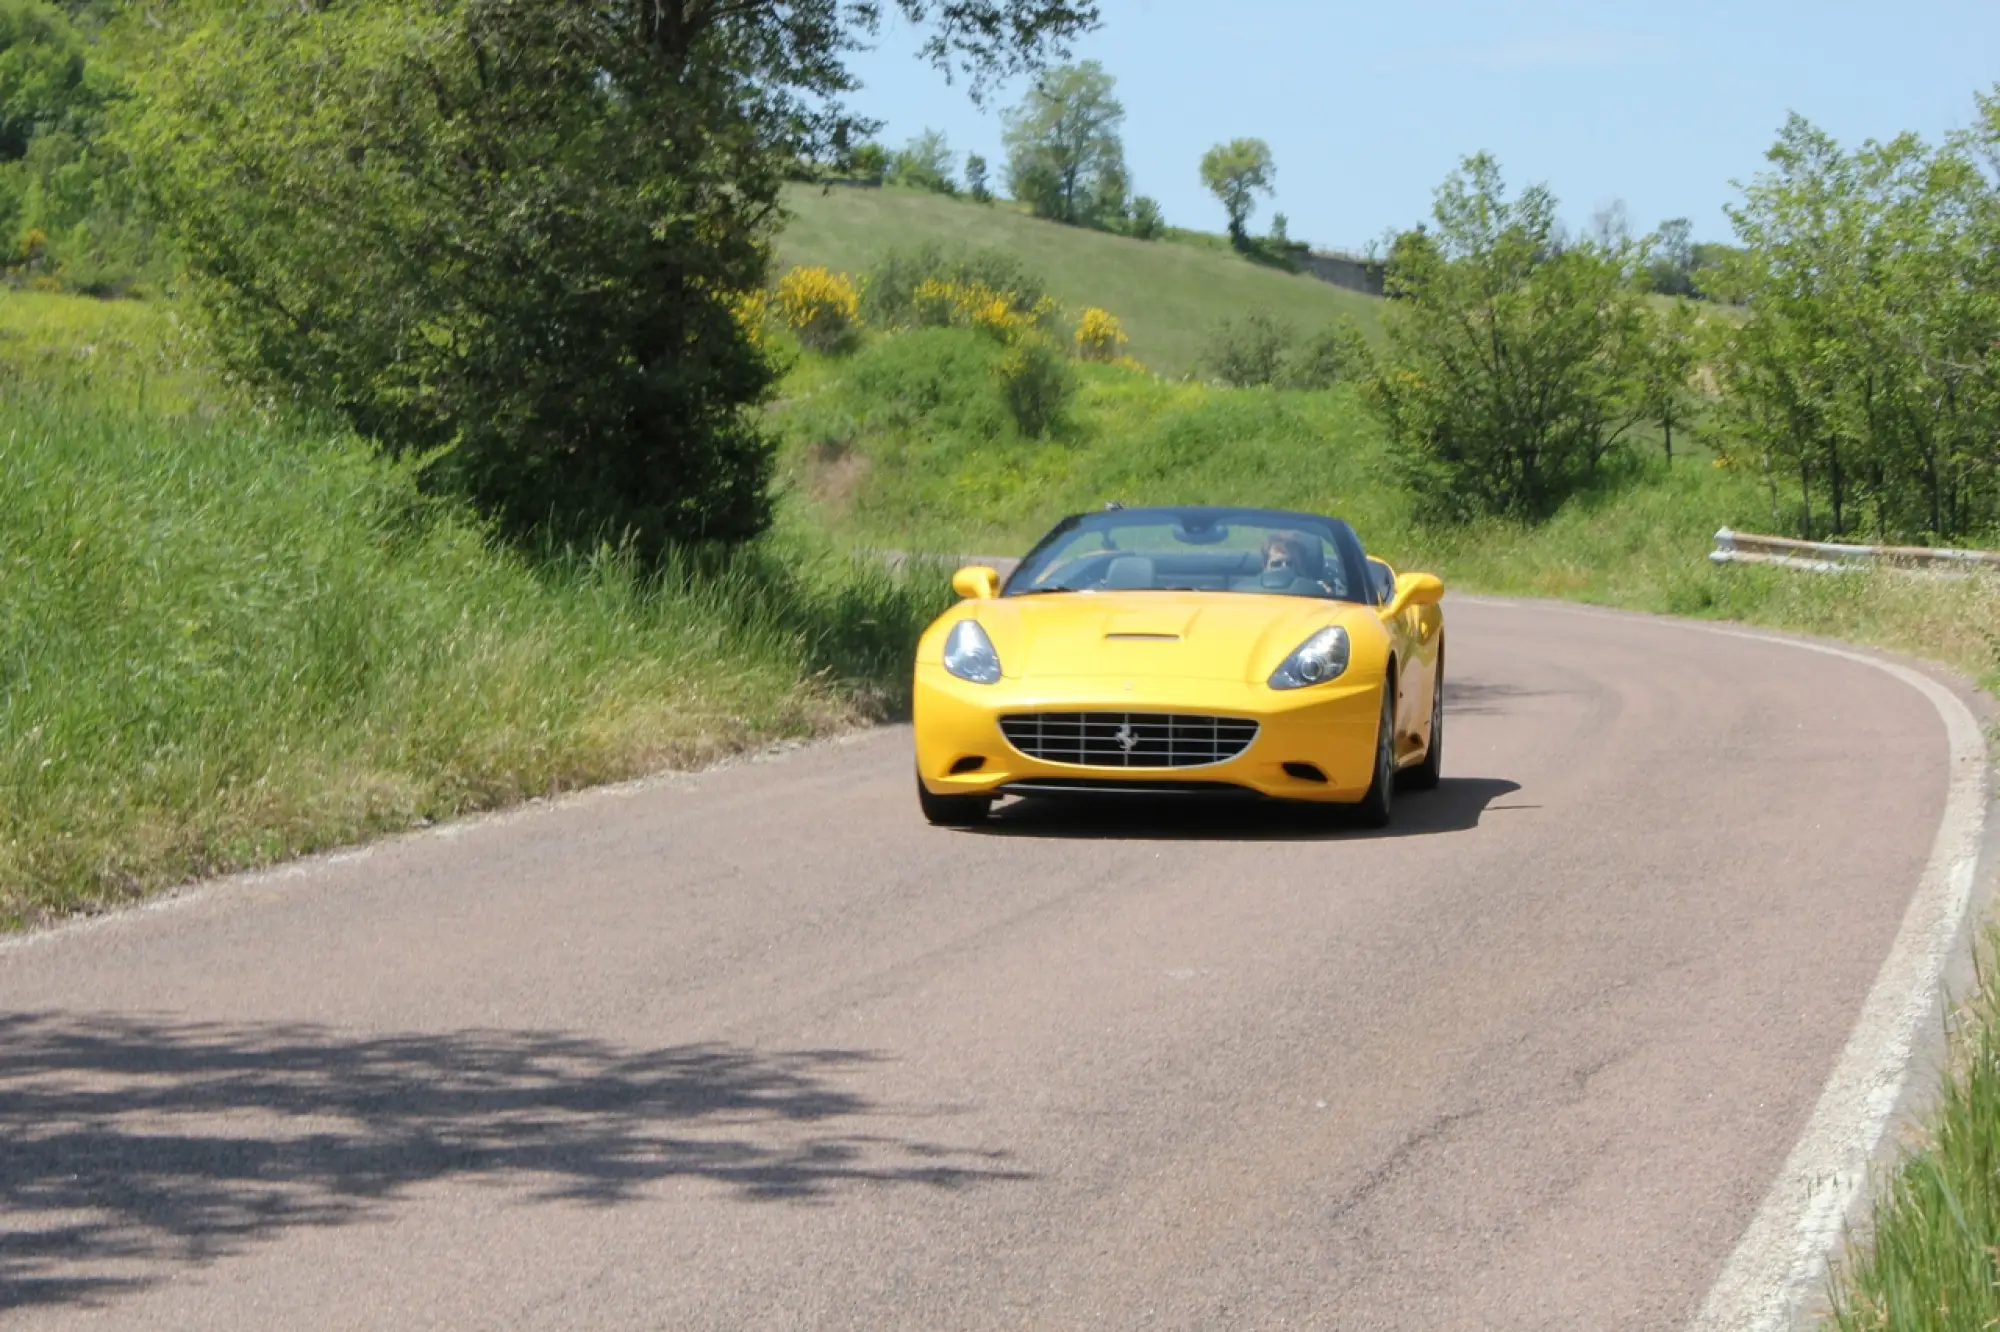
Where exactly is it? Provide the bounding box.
[912,505,1445,827]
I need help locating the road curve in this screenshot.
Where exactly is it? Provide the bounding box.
[0,600,1972,1330]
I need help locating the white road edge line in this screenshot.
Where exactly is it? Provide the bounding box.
[1689,630,1987,1331]
[1470,596,1992,1330]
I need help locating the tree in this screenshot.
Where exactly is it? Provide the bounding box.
[1001,59,1125,226]
[1646,217,1695,295]
[890,127,955,193]
[1590,197,1631,248]
[1710,105,2000,541]
[120,0,1097,557]
[964,151,991,201]
[1638,299,1701,462]
[1091,153,1128,229]
[1382,225,1435,297]
[1357,154,1651,521]
[0,0,100,161]
[848,141,890,183]
[1199,137,1274,246]
[0,0,163,292]
[1127,194,1164,239]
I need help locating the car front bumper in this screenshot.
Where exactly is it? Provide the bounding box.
[913,666,1385,804]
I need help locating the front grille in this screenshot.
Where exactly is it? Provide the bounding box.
[1001,778,1261,798]
[998,711,1259,769]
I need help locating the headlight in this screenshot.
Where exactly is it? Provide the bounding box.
[1268,626,1350,690]
[943,619,1002,684]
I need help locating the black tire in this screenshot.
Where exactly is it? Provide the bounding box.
[1404,657,1443,792]
[917,770,993,827]
[1352,682,1397,828]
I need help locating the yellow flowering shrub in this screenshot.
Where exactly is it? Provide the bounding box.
[908,279,1056,344]
[1074,306,1128,362]
[774,265,862,352]
[729,287,771,349]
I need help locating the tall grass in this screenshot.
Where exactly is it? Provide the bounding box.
[0,291,217,416]
[1822,934,2000,1330]
[0,385,947,927]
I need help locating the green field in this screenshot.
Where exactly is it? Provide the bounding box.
[776,183,1381,377]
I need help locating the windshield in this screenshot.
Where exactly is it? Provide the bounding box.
[1003,507,1371,603]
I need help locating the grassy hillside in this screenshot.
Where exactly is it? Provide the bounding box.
[771,326,2000,697]
[0,291,947,928]
[775,183,1381,377]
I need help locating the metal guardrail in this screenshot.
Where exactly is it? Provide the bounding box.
[1710,527,2000,575]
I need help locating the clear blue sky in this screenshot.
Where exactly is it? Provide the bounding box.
[842,0,2000,254]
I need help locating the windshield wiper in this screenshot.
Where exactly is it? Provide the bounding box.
[1007,584,1084,596]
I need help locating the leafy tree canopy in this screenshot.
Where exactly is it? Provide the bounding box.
[1001,58,1124,227]
[1198,137,1273,245]
[116,0,1097,556]
[1359,153,1651,521]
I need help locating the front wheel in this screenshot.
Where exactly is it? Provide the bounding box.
[917,770,992,827]
[1352,682,1396,828]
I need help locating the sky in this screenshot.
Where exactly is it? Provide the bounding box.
[840,0,2000,255]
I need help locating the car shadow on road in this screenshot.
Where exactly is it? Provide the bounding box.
[963,776,1526,843]
[0,1013,1029,1312]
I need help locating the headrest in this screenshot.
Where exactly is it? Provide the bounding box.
[1102,555,1155,589]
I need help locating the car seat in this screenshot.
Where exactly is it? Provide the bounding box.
[1101,555,1156,590]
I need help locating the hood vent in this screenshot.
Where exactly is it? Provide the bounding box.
[1103,632,1180,641]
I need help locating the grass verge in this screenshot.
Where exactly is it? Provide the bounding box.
[1822,932,2000,1330]
[1,293,950,928]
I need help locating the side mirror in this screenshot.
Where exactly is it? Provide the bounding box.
[1388,571,1444,614]
[951,565,1001,601]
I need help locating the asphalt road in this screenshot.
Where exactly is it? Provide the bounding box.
[0,600,1964,1330]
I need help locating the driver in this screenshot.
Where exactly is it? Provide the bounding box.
[1259,531,1334,594]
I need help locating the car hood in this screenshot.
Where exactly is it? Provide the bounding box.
[972,591,1366,684]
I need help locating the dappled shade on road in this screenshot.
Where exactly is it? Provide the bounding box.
[0,1014,1029,1312]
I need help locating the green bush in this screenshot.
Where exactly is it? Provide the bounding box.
[1203,309,1292,387]
[837,327,1012,441]
[887,129,956,195]
[995,332,1073,438]
[848,142,889,184]
[1128,195,1165,240]
[861,241,1050,327]
[1280,322,1361,390]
